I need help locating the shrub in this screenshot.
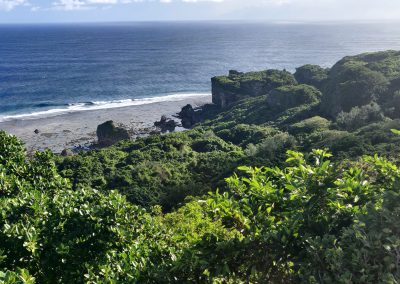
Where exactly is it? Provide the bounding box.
[267,84,322,111]
[336,102,384,131]
[245,132,296,162]
[290,116,331,134]
[301,159,400,283]
[191,136,239,153]
[0,132,170,283]
[215,124,278,146]
[192,150,400,282]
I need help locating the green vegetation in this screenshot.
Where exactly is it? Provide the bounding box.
[336,102,385,131]
[1,133,399,282]
[212,69,297,97]
[321,50,400,117]
[211,69,297,107]
[289,116,330,134]
[1,50,400,283]
[266,84,321,111]
[294,64,329,89]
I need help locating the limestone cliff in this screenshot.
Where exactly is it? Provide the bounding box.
[212,69,297,108]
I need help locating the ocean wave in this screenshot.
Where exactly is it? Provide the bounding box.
[0,93,210,123]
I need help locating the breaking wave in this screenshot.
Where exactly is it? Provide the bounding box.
[0,93,210,122]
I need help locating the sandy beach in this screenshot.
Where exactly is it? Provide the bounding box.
[0,95,211,154]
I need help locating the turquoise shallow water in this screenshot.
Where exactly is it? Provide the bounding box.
[1,21,400,121]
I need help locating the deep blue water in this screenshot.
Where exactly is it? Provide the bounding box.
[1,22,400,121]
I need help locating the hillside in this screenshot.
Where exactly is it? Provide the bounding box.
[58,50,400,210]
[1,50,400,283]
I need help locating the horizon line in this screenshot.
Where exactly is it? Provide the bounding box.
[1,19,400,25]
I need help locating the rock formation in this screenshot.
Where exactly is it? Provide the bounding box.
[320,50,400,117]
[211,69,297,108]
[61,149,74,157]
[176,104,197,128]
[266,84,322,111]
[154,115,179,133]
[96,120,130,146]
[294,64,329,90]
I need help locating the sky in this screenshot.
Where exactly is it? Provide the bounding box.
[1,0,400,23]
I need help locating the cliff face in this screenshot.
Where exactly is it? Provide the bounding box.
[211,76,238,108]
[212,69,297,108]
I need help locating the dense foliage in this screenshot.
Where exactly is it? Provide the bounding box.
[1,50,400,282]
[1,132,399,283]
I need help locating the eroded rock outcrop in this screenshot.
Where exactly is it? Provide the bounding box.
[212,69,297,108]
[154,115,179,133]
[177,104,197,128]
[321,50,400,117]
[266,84,322,111]
[96,120,130,146]
[294,64,329,89]
[61,148,74,157]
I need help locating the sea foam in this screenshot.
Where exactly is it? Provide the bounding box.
[0,93,210,123]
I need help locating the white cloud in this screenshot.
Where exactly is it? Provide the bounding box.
[51,0,225,10]
[182,0,224,2]
[52,0,86,10]
[0,0,26,11]
[17,0,400,20]
[87,0,118,4]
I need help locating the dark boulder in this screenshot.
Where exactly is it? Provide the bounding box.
[60,149,74,157]
[96,120,130,146]
[229,70,244,76]
[34,129,40,134]
[177,104,197,128]
[154,115,179,133]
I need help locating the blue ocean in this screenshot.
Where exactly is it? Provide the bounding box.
[1,22,400,121]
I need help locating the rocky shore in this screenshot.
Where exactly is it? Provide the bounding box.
[0,95,211,154]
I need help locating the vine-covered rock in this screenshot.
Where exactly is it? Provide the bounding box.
[321,50,400,117]
[96,120,130,146]
[294,64,329,89]
[212,69,297,107]
[266,84,322,111]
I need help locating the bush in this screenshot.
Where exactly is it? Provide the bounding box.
[190,150,400,282]
[0,132,170,283]
[267,84,322,111]
[215,124,278,146]
[191,136,239,153]
[290,116,331,134]
[336,102,384,131]
[245,132,296,162]
[301,169,400,283]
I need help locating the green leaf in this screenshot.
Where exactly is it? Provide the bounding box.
[391,129,400,135]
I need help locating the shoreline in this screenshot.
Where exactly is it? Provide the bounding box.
[0,94,212,154]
